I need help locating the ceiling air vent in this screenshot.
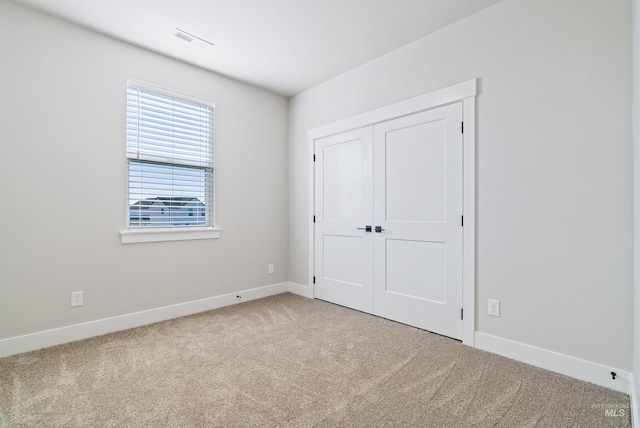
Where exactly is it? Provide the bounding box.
[172,29,213,49]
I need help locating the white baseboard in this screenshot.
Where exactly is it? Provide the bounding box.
[0,282,289,359]
[287,281,313,298]
[475,332,631,395]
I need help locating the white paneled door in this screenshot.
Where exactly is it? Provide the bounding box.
[373,103,463,339]
[314,103,463,340]
[314,128,374,313]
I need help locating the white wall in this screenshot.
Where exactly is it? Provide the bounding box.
[289,0,633,370]
[0,0,289,340]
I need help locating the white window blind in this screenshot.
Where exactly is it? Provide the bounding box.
[126,84,214,229]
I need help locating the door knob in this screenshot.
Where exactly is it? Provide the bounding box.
[357,225,372,232]
[375,226,385,233]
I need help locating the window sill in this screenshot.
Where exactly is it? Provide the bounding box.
[120,227,221,244]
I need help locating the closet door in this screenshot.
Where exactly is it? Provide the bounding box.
[372,103,463,339]
[314,127,374,313]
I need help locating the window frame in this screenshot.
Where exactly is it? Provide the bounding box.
[120,80,220,244]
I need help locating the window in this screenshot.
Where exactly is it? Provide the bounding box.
[123,81,217,243]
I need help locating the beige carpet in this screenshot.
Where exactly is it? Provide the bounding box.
[0,293,631,427]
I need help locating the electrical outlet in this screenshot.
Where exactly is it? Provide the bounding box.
[488,299,500,317]
[71,291,83,307]
[268,264,275,274]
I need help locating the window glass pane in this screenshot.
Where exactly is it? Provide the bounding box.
[128,161,212,228]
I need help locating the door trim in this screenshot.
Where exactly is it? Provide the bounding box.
[308,78,477,346]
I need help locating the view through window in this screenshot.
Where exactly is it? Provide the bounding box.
[126,83,214,229]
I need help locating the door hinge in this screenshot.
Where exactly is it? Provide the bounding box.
[461,122,464,133]
[313,276,316,284]
[313,154,316,161]
[313,215,316,223]
[461,215,464,227]
[461,308,464,320]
